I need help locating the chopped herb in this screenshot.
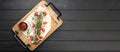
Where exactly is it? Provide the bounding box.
[32,17,35,20]
[36,16,42,35]
[36,21,41,28]
[35,37,38,41]
[38,15,41,19]
[27,29,30,36]
[36,21,41,35]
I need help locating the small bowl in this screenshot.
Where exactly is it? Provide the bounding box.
[19,22,28,31]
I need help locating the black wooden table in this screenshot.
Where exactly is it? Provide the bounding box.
[1,0,120,52]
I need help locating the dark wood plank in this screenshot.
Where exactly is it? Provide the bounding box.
[1,0,120,9]
[0,31,14,41]
[0,42,28,52]
[61,10,120,21]
[1,31,120,41]
[1,10,120,21]
[0,21,16,31]
[0,0,39,9]
[49,31,120,40]
[1,41,120,51]
[0,10,29,21]
[60,21,120,30]
[37,41,120,51]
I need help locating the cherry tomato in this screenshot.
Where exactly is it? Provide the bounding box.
[32,24,35,28]
[34,11,39,16]
[43,21,47,25]
[41,28,45,32]
[39,35,43,40]
[30,36,33,41]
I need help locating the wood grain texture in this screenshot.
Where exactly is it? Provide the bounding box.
[1,0,120,52]
[1,10,120,21]
[1,41,120,51]
[1,0,120,9]
[1,31,120,41]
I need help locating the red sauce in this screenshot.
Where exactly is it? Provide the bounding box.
[19,22,27,31]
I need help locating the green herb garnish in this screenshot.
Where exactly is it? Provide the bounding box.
[27,29,30,35]
[35,37,39,41]
[35,14,42,35]
[32,17,35,20]
[38,15,41,19]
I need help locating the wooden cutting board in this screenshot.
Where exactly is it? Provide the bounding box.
[12,0,63,51]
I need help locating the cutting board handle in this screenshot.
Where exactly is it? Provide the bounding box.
[45,2,62,20]
[14,35,27,48]
[14,31,30,49]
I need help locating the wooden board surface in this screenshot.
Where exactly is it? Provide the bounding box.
[12,1,63,51]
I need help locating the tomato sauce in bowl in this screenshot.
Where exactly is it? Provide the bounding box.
[19,22,28,31]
